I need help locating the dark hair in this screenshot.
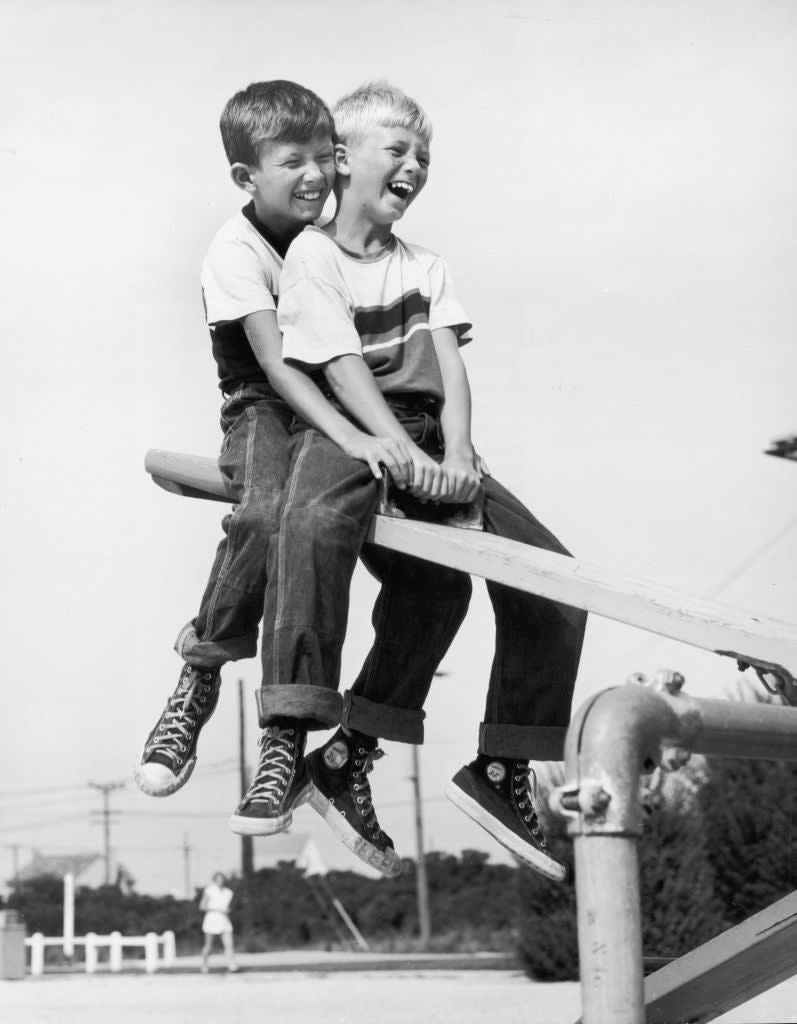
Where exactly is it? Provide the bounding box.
[220,80,335,165]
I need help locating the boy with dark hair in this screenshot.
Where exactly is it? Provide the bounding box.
[272,82,587,881]
[135,81,471,878]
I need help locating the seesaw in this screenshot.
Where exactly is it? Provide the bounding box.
[146,447,797,1023]
[145,448,797,707]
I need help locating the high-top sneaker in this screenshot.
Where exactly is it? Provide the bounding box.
[306,730,402,878]
[446,756,566,882]
[135,664,222,797]
[229,719,311,836]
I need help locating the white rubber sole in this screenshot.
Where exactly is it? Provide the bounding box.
[133,754,196,798]
[228,782,312,837]
[308,788,402,878]
[446,781,566,882]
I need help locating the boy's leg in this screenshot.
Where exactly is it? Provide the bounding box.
[305,544,472,877]
[344,544,473,738]
[136,391,293,797]
[446,474,587,880]
[230,427,382,842]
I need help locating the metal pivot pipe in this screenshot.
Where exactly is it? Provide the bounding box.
[551,686,684,1024]
[574,836,644,1023]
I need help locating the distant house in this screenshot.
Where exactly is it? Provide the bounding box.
[11,851,136,892]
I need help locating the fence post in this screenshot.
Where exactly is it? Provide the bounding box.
[161,930,176,967]
[29,933,44,976]
[84,933,98,974]
[109,931,123,972]
[144,932,158,973]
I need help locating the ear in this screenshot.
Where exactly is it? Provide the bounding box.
[229,162,256,193]
[334,143,351,177]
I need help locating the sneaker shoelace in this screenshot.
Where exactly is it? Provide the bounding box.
[145,671,214,768]
[244,726,298,806]
[350,746,385,838]
[512,763,547,847]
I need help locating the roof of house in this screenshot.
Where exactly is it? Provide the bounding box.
[14,851,100,881]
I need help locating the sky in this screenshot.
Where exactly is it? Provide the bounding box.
[1,0,796,898]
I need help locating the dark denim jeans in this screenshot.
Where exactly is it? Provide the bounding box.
[257,401,586,760]
[179,384,293,667]
[180,386,470,744]
[365,411,587,760]
[256,409,471,739]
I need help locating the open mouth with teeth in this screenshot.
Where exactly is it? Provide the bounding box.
[293,190,322,202]
[386,180,415,200]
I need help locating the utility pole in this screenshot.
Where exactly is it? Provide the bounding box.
[237,678,254,948]
[88,780,125,885]
[410,745,431,947]
[182,833,192,900]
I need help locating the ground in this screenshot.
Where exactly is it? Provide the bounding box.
[3,967,797,1024]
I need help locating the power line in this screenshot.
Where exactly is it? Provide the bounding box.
[0,812,90,835]
[0,782,92,799]
[705,512,797,599]
[593,511,797,681]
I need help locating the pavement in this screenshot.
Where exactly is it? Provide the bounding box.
[3,968,797,1024]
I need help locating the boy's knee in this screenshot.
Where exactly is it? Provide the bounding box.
[231,499,279,543]
[283,500,367,547]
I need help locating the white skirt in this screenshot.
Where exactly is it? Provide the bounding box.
[202,911,232,935]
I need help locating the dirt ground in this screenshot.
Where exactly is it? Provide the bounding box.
[3,970,797,1024]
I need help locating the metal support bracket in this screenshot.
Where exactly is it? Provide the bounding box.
[717,650,797,706]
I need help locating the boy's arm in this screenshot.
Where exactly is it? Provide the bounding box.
[323,354,446,499]
[242,310,413,487]
[432,327,483,503]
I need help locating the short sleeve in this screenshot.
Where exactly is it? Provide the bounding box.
[201,237,277,326]
[426,256,473,345]
[278,245,363,366]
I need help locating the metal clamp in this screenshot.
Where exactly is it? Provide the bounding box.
[549,779,612,821]
[718,651,797,706]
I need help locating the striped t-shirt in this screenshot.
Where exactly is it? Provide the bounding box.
[278,226,472,400]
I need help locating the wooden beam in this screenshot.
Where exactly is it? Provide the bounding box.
[644,891,797,1024]
[144,449,797,675]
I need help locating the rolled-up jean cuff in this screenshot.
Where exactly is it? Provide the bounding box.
[256,685,343,732]
[341,692,425,744]
[479,723,567,761]
[175,622,257,669]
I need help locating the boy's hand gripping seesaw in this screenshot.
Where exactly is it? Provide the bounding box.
[376,467,485,531]
[144,448,797,707]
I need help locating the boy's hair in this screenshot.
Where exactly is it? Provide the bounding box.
[220,81,335,165]
[333,81,432,147]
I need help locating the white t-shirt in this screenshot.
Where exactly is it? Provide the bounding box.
[200,203,285,393]
[278,226,472,401]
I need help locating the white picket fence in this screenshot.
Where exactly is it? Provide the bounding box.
[25,930,176,975]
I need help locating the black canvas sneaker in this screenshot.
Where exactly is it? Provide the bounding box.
[306,730,402,878]
[229,720,311,836]
[446,756,566,882]
[135,664,221,797]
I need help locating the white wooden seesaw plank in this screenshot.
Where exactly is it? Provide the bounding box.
[643,890,797,1024]
[144,449,797,675]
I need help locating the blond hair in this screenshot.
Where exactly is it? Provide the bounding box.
[333,81,432,147]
